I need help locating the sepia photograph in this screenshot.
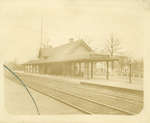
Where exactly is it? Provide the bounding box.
[0,0,149,123]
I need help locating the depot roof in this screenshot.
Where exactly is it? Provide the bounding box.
[24,40,118,64]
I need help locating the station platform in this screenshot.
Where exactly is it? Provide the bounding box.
[14,71,143,91]
[80,79,143,91]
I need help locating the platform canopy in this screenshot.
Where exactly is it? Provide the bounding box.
[24,40,118,65]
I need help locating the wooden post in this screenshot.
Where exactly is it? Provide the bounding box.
[129,63,132,83]
[74,62,76,77]
[87,62,89,79]
[71,62,73,77]
[64,63,66,76]
[62,63,65,76]
[84,62,86,79]
[41,64,43,74]
[31,64,34,73]
[66,63,69,76]
[30,65,32,73]
[106,61,109,80]
[34,64,36,73]
[42,64,44,74]
[79,62,81,78]
[35,64,36,73]
[35,64,37,73]
[29,65,30,73]
[68,62,71,76]
[70,62,72,77]
[85,62,87,79]
[46,64,47,74]
[33,64,34,73]
[33,64,35,73]
[91,62,93,79]
[39,64,41,74]
[68,63,70,76]
[28,64,30,73]
[47,63,49,75]
[31,65,33,73]
[43,64,44,74]
[36,64,38,73]
[24,65,26,72]
[27,64,29,72]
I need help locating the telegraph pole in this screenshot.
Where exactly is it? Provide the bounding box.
[40,16,43,48]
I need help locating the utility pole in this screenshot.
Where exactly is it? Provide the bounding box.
[40,16,43,48]
[46,22,49,48]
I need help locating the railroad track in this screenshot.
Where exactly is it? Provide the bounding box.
[25,82,129,115]
[20,74,143,102]
[19,73,143,101]
[80,83,143,103]
[5,73,143,115]
[41,77,143,103]
[21,79,143,114]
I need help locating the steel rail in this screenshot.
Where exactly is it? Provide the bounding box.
[16,71,143,103]
[8,71,143,115]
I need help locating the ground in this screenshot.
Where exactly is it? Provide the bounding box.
[4,78,83,115]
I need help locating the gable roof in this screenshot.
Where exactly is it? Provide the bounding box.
[25,40,118,64]
[39,40,93,58]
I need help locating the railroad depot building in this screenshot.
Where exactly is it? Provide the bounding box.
[23,40,118,80]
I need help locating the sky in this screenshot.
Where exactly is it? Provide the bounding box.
[0,0,148,63]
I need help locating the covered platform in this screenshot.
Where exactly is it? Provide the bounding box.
[23,40,118,80]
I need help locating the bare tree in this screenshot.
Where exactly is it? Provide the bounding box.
[104,34,121,70]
